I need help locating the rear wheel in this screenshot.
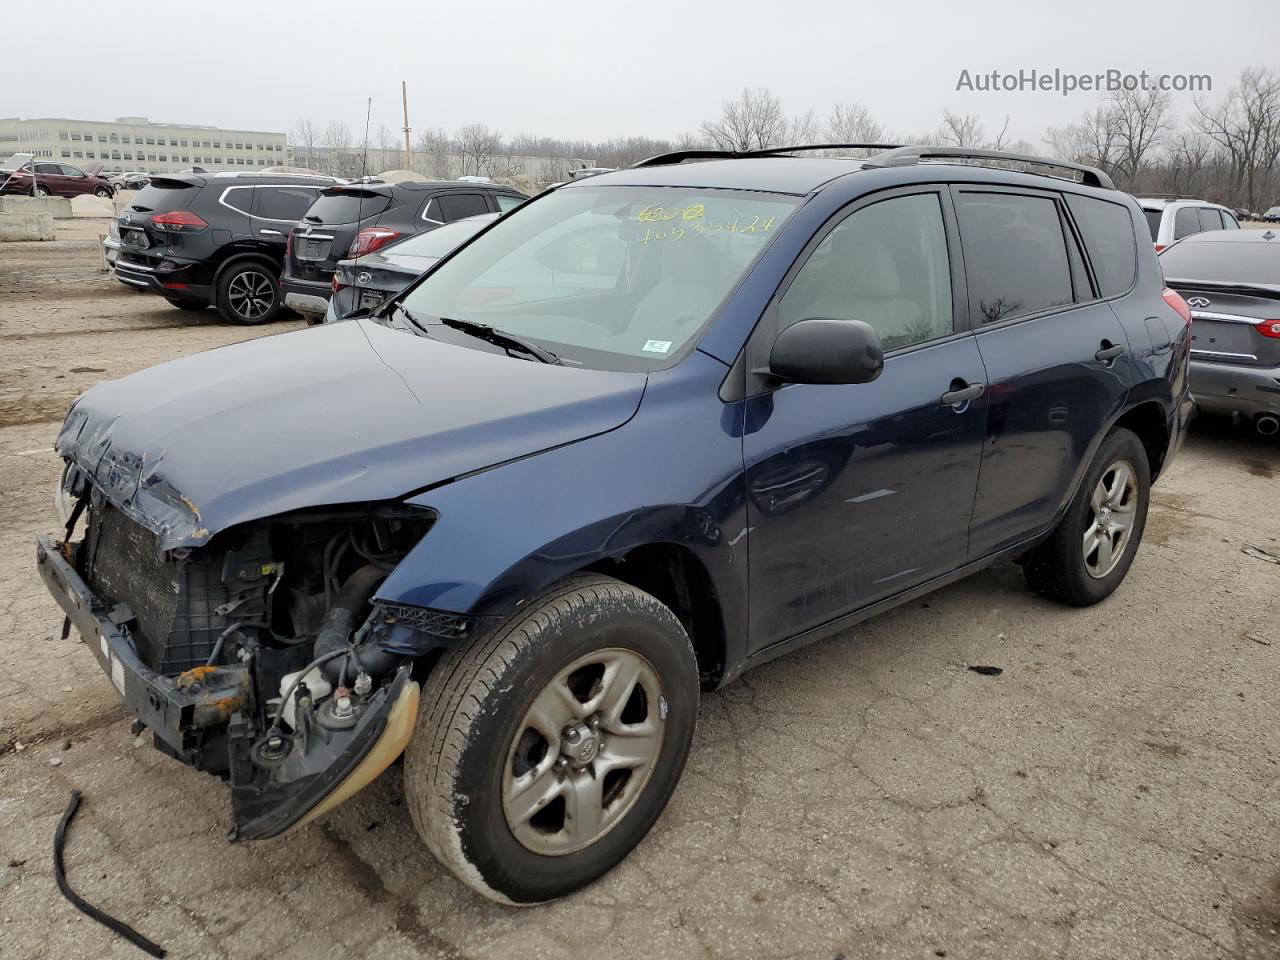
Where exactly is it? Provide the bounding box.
[404,574,699,904]
[1022,427,1150,606]
[32,185,51,197]
[215,262,279,324]
[93,186,112,198]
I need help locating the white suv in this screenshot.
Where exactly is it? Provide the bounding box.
[1137,196,1240,251]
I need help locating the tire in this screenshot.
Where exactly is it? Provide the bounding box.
[1023,426,1150,606]
[94,187,112,198]
[32,186,51,198]
[165,297,206,312]
[215,261,280,324]
[404,573,699,904]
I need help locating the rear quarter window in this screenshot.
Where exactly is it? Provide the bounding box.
[1065,195,1137,297]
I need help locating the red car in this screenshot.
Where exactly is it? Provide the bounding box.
[1,161,114,198]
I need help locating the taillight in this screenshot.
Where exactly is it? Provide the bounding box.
[348,226,399,258]
[1154,243,1165,253]
[151,210,208,232]
[1256,319,1280,339]
[331,273,344,294]
[1162,288,1192,326]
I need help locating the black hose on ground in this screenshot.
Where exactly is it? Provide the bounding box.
[53,790,167,958]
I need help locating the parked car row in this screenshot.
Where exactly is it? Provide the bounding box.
[1136,195,1241,251]
[109,172,526,324]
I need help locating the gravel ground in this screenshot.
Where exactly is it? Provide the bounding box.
[0,226,1278,960]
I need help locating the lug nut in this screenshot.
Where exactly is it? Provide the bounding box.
[564,727,580,743]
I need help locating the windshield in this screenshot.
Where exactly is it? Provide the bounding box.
[397,185,799,371]
[1160,238,1280,284]
[386,216,495,258]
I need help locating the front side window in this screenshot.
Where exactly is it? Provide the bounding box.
[779,193,953,351]
[399,186,798,371]
[1066,195,1137,297]
[955,192,1074,323]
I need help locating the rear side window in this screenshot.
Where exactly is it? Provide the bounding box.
[1222,212,1240,230]
[954,192,1074,323]
[1174,206,1201,240]
[254,185,319,222]
[780,192,953,352]
[437,193,490,221]
[1065,195,1137,297]
[1199,207,1223,231]
[1143,209,1162,242]
[303,190,392,224]
[495,194,525,213]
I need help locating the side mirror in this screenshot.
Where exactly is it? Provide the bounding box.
[768,318,884,385]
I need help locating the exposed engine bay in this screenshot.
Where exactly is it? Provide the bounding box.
[42,463,476,840]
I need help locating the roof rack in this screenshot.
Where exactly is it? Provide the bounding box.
[864,146,1115,190]
[1133,193,1200,201]
[632,143,904,167]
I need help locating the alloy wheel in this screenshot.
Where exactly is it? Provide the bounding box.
[503,647,666,856]
[227,270,275,321]
[1083,460,1137,578]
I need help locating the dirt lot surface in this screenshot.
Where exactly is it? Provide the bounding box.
[1,227,1278,960]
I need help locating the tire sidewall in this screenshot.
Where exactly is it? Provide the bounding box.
[437,590,698,903]
[216,261,279,324]
[1062,428,1151,602]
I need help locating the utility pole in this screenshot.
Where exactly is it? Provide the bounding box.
[401,81,412,170]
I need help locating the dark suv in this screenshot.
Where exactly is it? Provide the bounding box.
[280,180,526,321]
[114,172,336,323]
[37,145,1192,907]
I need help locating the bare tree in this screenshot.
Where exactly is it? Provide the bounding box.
[1109,88,1172,181]
[701,87,787,151]
[1045,103,1124,176]
[938,110,985,147]
[290,119,320,171]
[457,123,502,177]
[1195,67,1280,211]
[414,127,453,179]
[787,109,821,145]
[826,102,885,146]
[988,115,1013,150]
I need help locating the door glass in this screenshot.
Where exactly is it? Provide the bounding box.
[59,164,85,178]
[1173,206,1201,239]
[437,193,490,221]
[254,185,318,221]
[1066,195,1137,297]
[779,193,952,351]
[220,187,254,215]
[954,192,1074,323]
[1198,207,1223,231]
[35,163,62,176]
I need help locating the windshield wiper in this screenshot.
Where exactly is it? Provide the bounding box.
[439,317,560,364]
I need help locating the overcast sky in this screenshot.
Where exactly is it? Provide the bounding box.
[4,0,1277,148]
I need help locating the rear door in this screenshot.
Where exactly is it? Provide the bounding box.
[34,162,69,195]
[250,183,321,251]
[957,186,1132,556]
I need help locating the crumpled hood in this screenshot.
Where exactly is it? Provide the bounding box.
[57,319,646,547]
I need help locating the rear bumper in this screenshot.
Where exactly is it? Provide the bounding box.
[281,276,330,322]
[114,257,214,304]
[1190,358,1280,418]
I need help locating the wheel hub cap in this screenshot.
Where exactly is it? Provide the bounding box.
[1083,460,1137,579]
[560,722,599,767]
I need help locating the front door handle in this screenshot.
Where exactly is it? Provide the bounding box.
[1095,341,1125,362]
[940,381,985,406]
[258,228,282,236]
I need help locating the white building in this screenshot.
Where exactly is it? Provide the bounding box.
[0,116,288,175]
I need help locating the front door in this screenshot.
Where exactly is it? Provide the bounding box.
[743,188,988,654]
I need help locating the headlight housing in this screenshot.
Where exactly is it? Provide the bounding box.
[54,462,82,527]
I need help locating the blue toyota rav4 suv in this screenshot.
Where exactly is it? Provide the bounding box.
[38,145,1193,904]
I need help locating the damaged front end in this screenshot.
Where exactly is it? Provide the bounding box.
[38,468,480,841]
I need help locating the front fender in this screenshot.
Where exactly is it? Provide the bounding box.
[373,351,750,666]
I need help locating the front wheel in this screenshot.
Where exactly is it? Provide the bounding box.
[403,574,699,904]
[1023,426,1150,606]
[215,261,280,324]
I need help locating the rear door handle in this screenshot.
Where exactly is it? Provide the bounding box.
[1095,341,1125,362]
[258,228,282,236]
[940,381,985,406]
